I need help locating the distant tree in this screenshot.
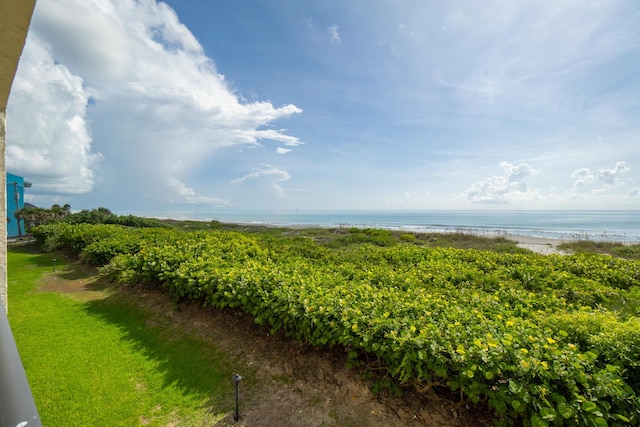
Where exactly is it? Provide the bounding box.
[15,204,71,232]
[19,205,169,230]
[63,207,114,224]
[96,207,112,215]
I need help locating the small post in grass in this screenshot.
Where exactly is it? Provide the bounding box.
[52,258,57,272]
[232,373,242,422]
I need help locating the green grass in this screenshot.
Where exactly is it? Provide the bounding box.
[8,245,241,426]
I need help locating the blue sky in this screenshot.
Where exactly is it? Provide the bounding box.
[6,0,640,213]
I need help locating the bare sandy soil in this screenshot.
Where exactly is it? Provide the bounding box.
[156,297,493,427]
[509,235,572,255]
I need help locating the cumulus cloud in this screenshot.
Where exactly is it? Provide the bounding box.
[597,161,630,188]
[276,147,292,155]
[569,161,631,193]
[457,160,634,208]
[327,24,341,44]
[231,165,291,198]
[460,161,539,204]
[7,34,102,195]
[571,168,595,187]
[7,0,302,207]
[29,0,133,82]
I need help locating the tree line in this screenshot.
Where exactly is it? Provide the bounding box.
[14,205,169,231]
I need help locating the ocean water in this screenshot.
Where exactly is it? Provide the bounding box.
[165,210,640,242]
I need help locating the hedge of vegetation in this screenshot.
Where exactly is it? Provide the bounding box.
[16,205,170,232]
[31,223,640,426]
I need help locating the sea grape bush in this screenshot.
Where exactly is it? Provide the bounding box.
[32,223,122,255]
[31,223,640,426]
[32,223,175,265]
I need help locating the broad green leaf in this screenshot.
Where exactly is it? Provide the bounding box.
[581,401,597,413]
[557,402,573,419]
[539,407,556,421]
[508,379,523,394]
[593,417,607,427]
[530,414,549,427]
[615,414,630,422]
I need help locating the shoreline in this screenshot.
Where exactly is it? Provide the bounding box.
[144,210,640,246]
[159,217,636,256]
[216,219,577,255]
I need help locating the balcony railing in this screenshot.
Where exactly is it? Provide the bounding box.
[0,302,42,427]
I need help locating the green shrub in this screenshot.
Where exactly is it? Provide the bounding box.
[36,223,640,425]
[399,233,417,242]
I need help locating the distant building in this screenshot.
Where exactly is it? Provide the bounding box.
[6,173,31,237]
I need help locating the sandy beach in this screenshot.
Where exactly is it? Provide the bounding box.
[509,235,571,255]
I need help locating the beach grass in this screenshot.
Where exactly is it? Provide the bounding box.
[558,240,640,259]
[161,218,640,258]
[159,219,532,253]
[7,245,240,426]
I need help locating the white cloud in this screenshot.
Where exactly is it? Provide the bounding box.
[571,168,595,187]
[327,24,341,45]
[166,178,231,206]
[459,161,539,204]
[231,165,291,198]
[7,34,102,194]
[597,161,630,188]
[569,161,631,192]
[8,0,638,211]
[8,0,302,208]
[251,128,303,146]
[452,160,636,208]
[29,0,133,82]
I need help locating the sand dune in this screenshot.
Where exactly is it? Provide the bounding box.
[509,235,571,255]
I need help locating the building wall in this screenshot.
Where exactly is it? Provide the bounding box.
[0,113,6,310]
[1,0,38,311]
[6,172,26,237]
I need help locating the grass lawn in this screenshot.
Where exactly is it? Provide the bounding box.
[7,245,240,426]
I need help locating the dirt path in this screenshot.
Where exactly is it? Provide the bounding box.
[40,261,492,427]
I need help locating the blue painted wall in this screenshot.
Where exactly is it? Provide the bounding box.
[6,173,26,237]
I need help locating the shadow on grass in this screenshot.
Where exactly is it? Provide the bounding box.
[14,244,244,406]
[54,264,107,287]
[82,288,244,410]
[10,245,251,423]
[8,244,58,266]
